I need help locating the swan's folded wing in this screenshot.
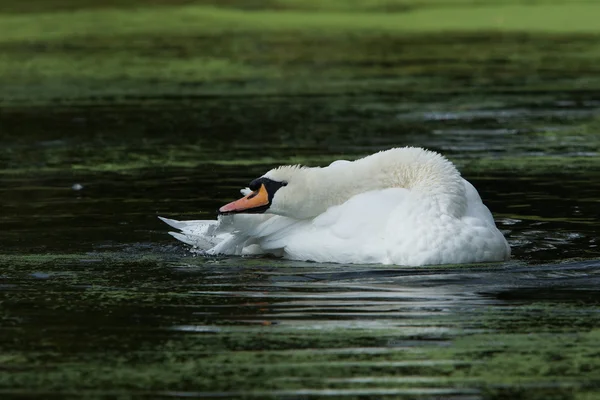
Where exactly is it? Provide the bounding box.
[283,188,410,263]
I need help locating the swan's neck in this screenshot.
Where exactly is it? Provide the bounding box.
[301,148,466,219]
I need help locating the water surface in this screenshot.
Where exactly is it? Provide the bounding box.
[1,89,600,398]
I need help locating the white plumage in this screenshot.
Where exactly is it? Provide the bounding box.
[160,147,510,266]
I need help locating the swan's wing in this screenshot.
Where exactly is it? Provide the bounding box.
[283,188,410,264]
[282,183,510,266]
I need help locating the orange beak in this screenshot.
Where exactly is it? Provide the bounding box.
[219,184,270,214]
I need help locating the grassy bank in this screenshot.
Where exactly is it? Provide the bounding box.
[1,0,600,103]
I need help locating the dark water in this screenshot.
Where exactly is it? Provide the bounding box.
[1,91,600,398]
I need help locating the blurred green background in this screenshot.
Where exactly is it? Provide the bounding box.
[2,0,600,103]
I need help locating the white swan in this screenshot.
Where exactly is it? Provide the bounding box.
[160,147,510,266]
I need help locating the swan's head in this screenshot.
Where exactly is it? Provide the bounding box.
[218,166,311,217]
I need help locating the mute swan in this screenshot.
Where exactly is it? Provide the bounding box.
[160,147,510,266]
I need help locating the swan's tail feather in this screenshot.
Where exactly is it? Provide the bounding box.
[158,216,217,231]
[158,216,184,229]
[159,216,224,251]
[168,231,198,246]
[159,214,300,257]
